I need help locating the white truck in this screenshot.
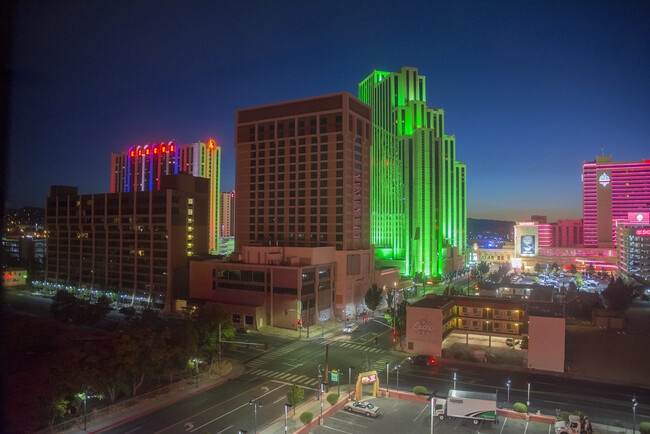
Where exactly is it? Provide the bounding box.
[555,415,581,434]
[434,390,498,425]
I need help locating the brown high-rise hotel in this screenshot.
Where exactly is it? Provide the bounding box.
[189,93,400,329]
[235,92,371,251]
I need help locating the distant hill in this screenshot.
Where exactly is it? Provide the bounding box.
[467,218,515,237]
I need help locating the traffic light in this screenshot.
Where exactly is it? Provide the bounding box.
[285,309,288,315]
[393,330,397,336]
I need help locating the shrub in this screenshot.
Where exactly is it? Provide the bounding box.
[326,393,339,406]
[559,411,572,422]
[413,386,428,395]
[300,411,314,425]
[513,402,528,413]
[639,421,650,434]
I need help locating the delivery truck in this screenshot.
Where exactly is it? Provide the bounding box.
[434,390,498,425]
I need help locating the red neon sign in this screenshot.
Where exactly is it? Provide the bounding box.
[636,229,650,236]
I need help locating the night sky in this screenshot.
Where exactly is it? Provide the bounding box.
[7,0,650,221]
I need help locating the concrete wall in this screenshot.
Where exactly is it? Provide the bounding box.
[527,315,565,372]
[405,306,443,357]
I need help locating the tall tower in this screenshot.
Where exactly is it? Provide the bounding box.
[234,92,372,252]
[359,67,467,276]
[582,156,650,247]
[111,139,221,251]
[220,190,236,237]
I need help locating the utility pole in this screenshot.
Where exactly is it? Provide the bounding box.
[324,344,329,392]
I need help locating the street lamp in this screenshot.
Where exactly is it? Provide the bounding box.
[348,366,353,397]
[284,403,292,433]
[527,381,531,407]
[386,362,390,389]
[633,394,637,434]
[453,372,457,390]
[249,398,262,434]
[395,364,401,391]
[506,379,511,403]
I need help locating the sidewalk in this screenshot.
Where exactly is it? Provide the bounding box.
[257,317,347,341]
[62,358,246,433]
[261,390,355,433]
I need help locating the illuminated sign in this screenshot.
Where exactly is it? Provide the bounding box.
[518,222,535,226]
[361,374,377,384]
[599,172,610,187]
[521,235,536,256]
[636,229,650,236]
[411,320,434,335]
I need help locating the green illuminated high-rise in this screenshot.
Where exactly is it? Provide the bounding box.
[359,67,466,276]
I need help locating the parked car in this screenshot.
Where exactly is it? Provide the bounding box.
[409,355,436,366]
[505,338,514,347]
[344,400,380,417]
[343,323,359,333]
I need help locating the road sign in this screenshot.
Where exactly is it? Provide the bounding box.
[330,370,339,382]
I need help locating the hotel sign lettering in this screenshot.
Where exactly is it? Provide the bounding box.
[361,373,377,384]
[636,229,650,236]
[412,319,434,335]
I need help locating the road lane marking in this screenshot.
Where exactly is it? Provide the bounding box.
[125,427,142,434]
[189,383,285,432]
[215,426,232,434]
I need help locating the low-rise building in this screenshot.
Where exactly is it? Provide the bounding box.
[406,295,565,372]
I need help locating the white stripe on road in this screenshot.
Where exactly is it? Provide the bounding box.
[190,384,285,432]
[215,425,232,434]
[320,425,354,433]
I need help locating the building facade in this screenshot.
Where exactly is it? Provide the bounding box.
[220,190,235,237]
[359,67,467,277]
[234,92,371,252]
[406,295,565,372]
[111,139,221,252]
[617,212,650,282]
[583,156,650,248]
[45,175,209,311]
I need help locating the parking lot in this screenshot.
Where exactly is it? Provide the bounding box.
[311,397,553,434]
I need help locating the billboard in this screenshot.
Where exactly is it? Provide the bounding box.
[521,235,536,256]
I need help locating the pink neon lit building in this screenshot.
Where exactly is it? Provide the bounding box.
[583,156,650,248]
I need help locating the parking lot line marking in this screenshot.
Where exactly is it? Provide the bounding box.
[320,424,353,433]
[413,403,429,422]
[524,420,529,434]
[548,423,552,434]
[330,417,367,427]
[499,417,508,434]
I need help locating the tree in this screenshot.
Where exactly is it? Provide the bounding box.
[551,262,560,272]
[50,290,112,325]
[575,275,583,288]
[476,261,490,279]
[413,272,424,285]
[601,277,636,310]
[386,290,394,310]
[193,304,235,375]
[364,284,382,317]
[534,263,543,274]
[287,384,304,414]
[569,263,578,274]
[568,281,578,293]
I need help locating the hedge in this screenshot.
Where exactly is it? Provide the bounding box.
[639,421,650,434]
[413,386,428,395]
[327,393,339,406]
[513,402,528,413]
[300,411,314,425]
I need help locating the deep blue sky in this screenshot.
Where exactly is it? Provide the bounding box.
[8,0,650,221]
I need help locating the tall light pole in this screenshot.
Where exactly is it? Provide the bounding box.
[633,394,637,434]
[395,365,401,391]
[527,382,531,408]
[386,362,390,389]
[284,403,292,433]
[453,372,457,390]
[348,367,353,397]
[249,398,262,434]
[506,379,511,403]
[320,383,324,424]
